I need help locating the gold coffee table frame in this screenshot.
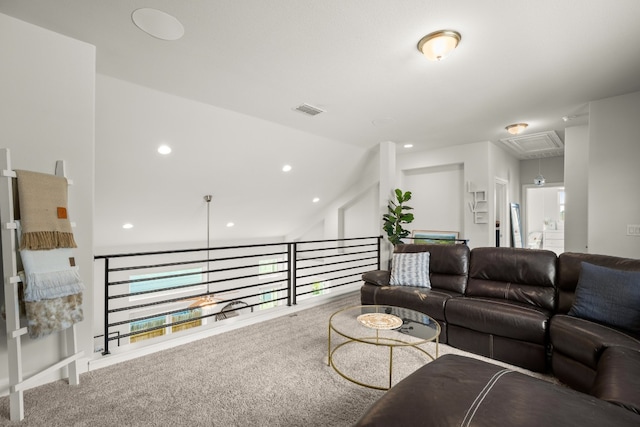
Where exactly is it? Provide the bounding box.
[327,305,440,390]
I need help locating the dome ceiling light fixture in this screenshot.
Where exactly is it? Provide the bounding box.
[505,123,529,135]
[417,30,461,61]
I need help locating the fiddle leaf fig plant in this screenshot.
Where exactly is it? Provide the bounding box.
[382,189,414,245]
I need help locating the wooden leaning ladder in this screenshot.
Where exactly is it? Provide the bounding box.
[0,148,83,422]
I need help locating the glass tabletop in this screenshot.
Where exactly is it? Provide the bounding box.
[329,305,440,346]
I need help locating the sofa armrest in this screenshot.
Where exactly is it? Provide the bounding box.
[362,270,391,287]
[591,346,640,415]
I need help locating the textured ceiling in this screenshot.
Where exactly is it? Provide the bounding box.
[2,0,640,247]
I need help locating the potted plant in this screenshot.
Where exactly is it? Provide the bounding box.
[382,188,414,245]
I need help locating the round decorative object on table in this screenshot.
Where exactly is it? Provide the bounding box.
[356,313,402,330]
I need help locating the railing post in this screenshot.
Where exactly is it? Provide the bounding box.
[102,257,110,355]
[289,242,297,305]
[377,236,382,270]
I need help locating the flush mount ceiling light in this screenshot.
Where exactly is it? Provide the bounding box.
[505,123,529,135]
[417,30,461,61]
[132,8,184,41]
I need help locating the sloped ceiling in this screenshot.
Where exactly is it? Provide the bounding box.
[2,1,640,248]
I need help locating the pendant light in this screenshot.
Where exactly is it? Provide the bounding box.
[534,159,545,186]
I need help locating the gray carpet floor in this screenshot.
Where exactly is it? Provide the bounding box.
[0,292,557,426]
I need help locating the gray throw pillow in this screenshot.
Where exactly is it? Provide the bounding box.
[568,262,640,333]
[389,251,431,288]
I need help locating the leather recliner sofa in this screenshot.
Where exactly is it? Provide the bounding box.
[550,252,640,392]
[359,244,640,423]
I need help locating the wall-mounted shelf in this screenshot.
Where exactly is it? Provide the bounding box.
[467,184,488,224]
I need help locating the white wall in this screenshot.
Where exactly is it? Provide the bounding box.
[520,156,564,187]
[588,91,640,257]
[0,13,95,392]
[402,164,464,235]
[396,141,519,249]
[564,125,589,252]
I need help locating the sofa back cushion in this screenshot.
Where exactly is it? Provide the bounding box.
[467,247,557,311]
[394,244,469,294]
[557,252,640,314]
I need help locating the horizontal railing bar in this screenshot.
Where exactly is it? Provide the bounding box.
[107,250,288,273]
[108,277,289,312]
[109,281,206,300]
[108,270,204,287]
[295,262,377,280]
[293,236,380,246]
[296,255,377,271]
[295,242,377,253]
[296,278,361,297]
[96,242,290,260]
[296,270,366,285]
[296,249,377,262]
[110,286,289,327]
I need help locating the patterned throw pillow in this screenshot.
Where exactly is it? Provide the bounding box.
[568,262,640,333]
[389,251,431,288]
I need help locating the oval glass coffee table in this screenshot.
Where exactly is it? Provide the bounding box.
[328,305,440,390]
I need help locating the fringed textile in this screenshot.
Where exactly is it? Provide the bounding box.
[15,169,77,250]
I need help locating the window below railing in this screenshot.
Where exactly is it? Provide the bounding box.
[94,236,381,355]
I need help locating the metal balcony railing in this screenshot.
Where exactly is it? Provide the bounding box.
[94,236,381,355]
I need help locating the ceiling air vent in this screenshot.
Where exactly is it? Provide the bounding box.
[293,103,324,117]
[498,131,564,159]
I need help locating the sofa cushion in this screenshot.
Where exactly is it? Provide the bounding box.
[355,354,640,427]
[394,244,469,294]
[467,247,557,312]
[360,282,459,322]
[445,297,550,344]
[389,251,430,288]
[550,314,640,370]
[557,252,640,314]
[568,262,640,333]
[592,346,640,415]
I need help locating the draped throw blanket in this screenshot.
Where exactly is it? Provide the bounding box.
[15,169,77,250]
[14,169,84,340]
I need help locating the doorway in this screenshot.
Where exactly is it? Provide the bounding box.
[494,178,508,247]
[524,184,565,254]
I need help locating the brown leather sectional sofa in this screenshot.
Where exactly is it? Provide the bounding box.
[358,244,640,425]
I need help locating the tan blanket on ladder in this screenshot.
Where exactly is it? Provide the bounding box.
[15,169,77,250]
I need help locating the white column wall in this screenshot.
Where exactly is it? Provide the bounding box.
[0,13,95,393]
[564,125,589,252]
[588,91,640,257]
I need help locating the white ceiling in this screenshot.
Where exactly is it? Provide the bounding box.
[2,0,640,247]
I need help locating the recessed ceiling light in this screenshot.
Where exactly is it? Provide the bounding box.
[312,197,320,203]
[122,223,134,229]
[131,8,185,41]
[226,222,235,228]
[403,144,414,148]
[157,145,172,155]
[282,165,292,172]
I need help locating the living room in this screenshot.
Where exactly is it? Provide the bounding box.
[1,1,640,424]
